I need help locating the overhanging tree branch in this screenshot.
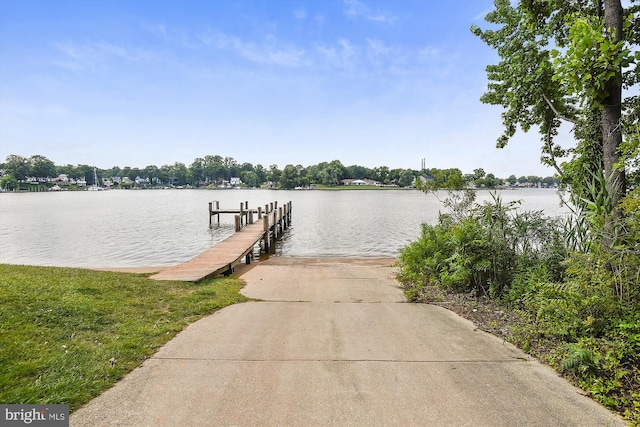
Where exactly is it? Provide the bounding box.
[545,127,567,180]
[542,92,578,124]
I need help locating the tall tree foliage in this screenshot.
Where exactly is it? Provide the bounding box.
[471,0,639,222]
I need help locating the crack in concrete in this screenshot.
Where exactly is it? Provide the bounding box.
[152,357,529,363]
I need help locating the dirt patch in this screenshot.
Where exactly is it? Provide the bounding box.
[421,287,553,360]
[430,292,521,340]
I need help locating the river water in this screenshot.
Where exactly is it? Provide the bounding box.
[0,188,568,268]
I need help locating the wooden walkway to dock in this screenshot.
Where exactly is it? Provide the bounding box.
[150,201,291,282]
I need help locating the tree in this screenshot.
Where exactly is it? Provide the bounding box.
[169,162,188,185]
[372,166,390,184]
[473,169,490,187]
[143,165,160,185]
[240,170,260,188]
[528,175,542,187]
[267,164,281,187]
[0,175,18,190]
[3,155,30,181]
[105,166,121,178]
[224,157,240,178]
[120,167,133,180]
[346,164,371,180]
[158,164,171,185]
[417,168,465,191]
[203,155,226,183]
[398,170,415,187]
[316,160,345,186]
[29,155,56,178]
[472,168,486,181]
[75,165,94,185]
[253,164,267,184]
[190,158,205,186]
[472,0,639,222]
[485,173,498,188]
[280,164,300,189]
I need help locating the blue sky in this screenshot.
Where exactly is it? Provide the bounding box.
[1,0,575,177]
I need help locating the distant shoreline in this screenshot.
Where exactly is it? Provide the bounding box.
[0,185,558,194]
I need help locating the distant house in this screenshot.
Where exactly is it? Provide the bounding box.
[135,176,150,185]
[340,179,381,186]
[230,177,242,186]
[54,174,70,184]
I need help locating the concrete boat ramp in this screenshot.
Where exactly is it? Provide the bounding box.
[71,258,624,426]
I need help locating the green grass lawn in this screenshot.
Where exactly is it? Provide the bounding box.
[0,264,248,411]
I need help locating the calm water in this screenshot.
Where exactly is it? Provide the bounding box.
[0,188,568,268]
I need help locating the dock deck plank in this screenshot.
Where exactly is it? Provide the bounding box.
[149,222,268,282]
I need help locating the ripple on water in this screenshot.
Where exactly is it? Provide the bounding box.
[0,188,567,267]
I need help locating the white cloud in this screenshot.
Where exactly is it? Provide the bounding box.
[366,39,389,60]
[204,31,306,67]
[51,39,162,71]
[418,46,440,64]
[1,100,70,118]
[472,8,492,22]
[197,28,216,46]
[142,23,168,39]
[342,0,396,24]
[343,0,366,17]
[316,38,358,70]
[338,39,356,65]
[294,8,307,20]
[315,45,337,64]
[94,42,145,61]
[364,39,409,74]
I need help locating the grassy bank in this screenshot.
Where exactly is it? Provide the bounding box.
[0,265,248,411]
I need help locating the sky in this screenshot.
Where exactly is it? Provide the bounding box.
[0,0,587,177]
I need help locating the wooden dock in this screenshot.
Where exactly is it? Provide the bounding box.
[150,201,291,282]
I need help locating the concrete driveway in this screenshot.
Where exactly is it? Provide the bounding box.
[71,258,625,426]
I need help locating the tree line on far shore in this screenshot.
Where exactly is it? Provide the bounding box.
[0,153,559,190]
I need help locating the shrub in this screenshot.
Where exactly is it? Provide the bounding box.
[397,191,566,299]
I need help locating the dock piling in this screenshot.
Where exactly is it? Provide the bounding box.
[206,199,291,264]
[263,215,270,252]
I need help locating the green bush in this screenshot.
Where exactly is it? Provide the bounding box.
[397,191,566,299]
